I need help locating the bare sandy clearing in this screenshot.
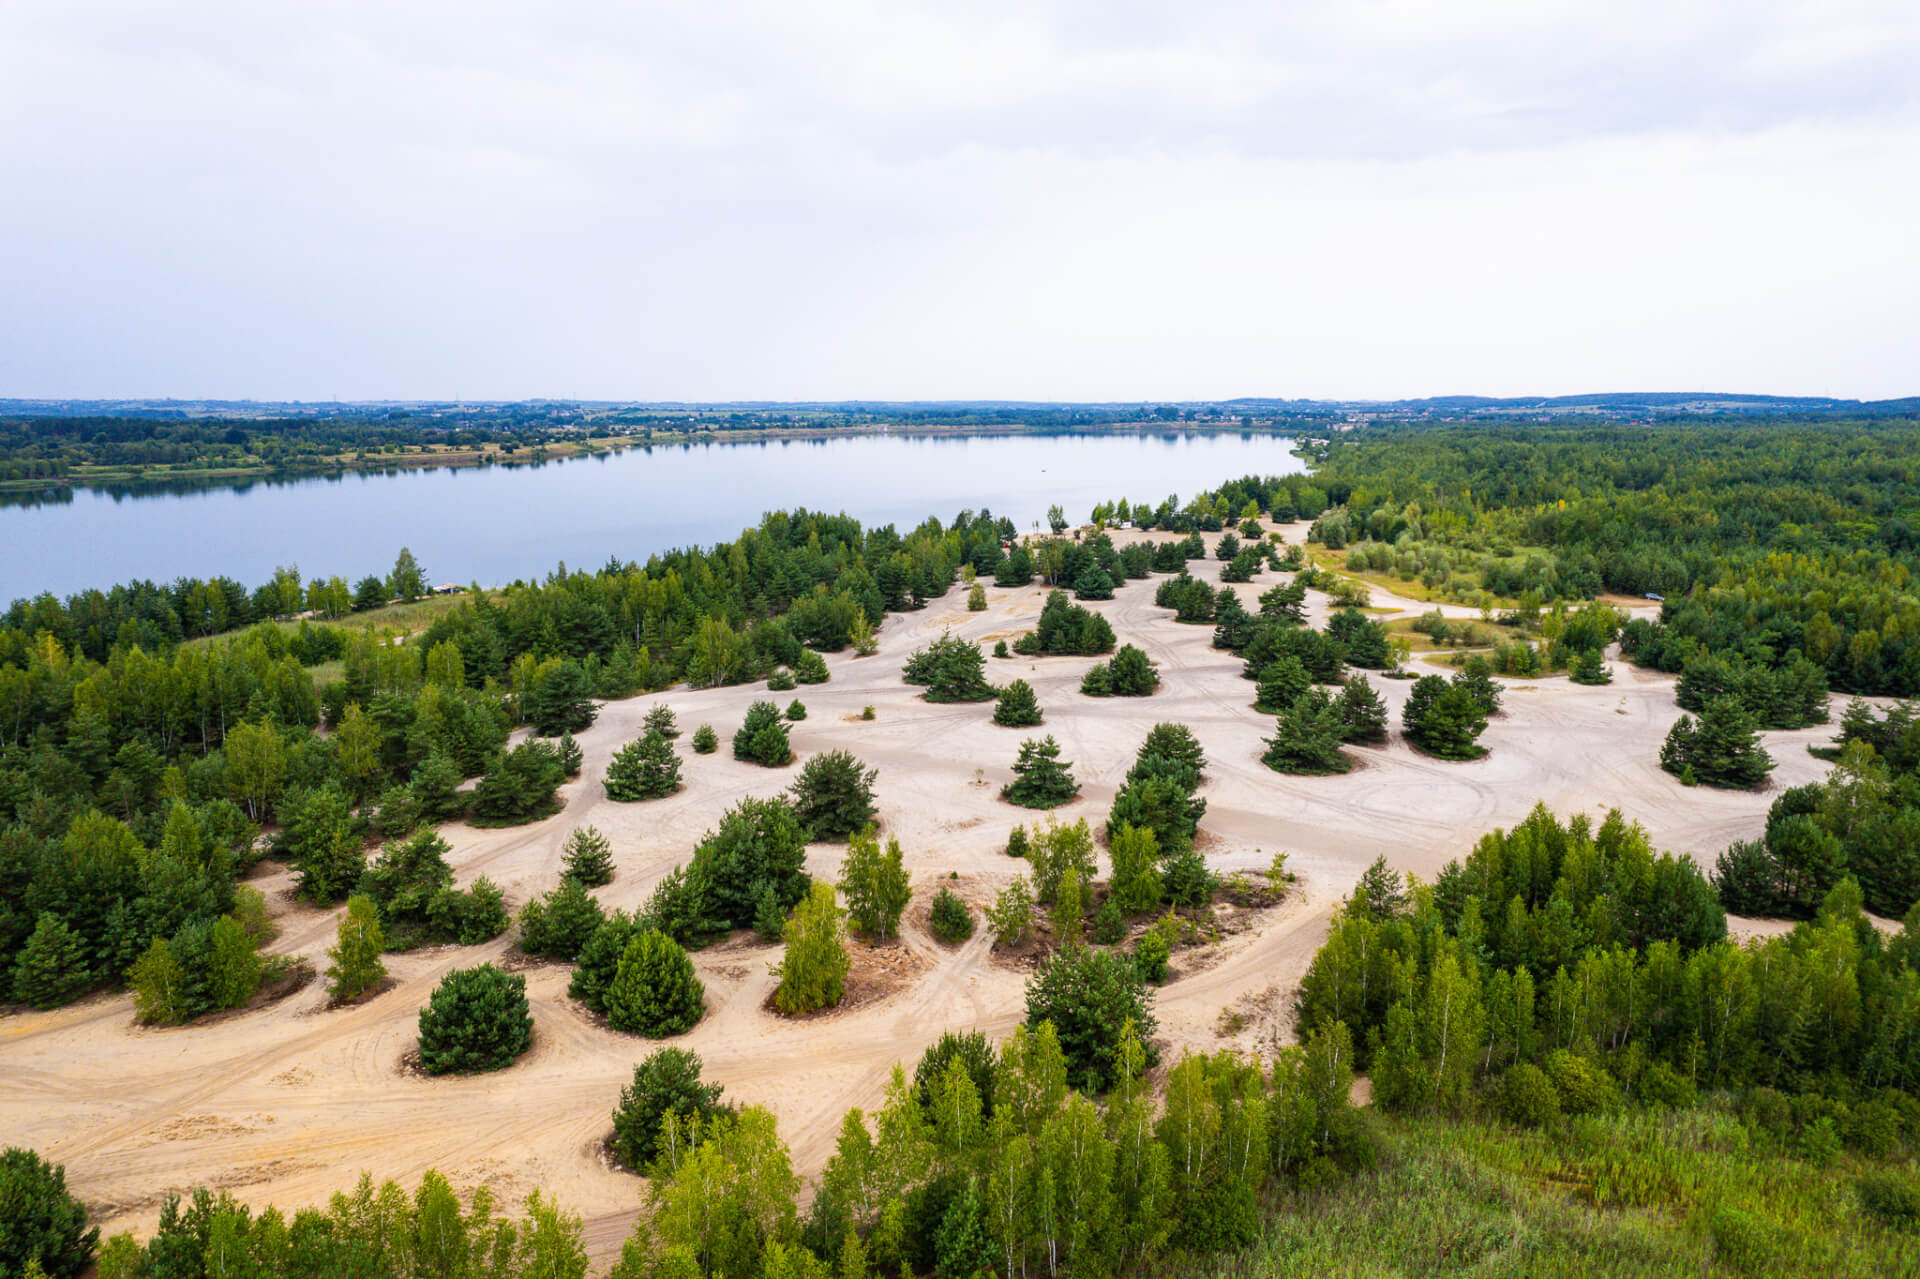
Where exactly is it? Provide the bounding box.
[0,529,1823,1266]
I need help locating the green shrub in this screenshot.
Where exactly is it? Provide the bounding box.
[605,729,681,800]
[0,1147,98,1278]
[986,877,1034,947]
[691,724,718,754]
[733,701,794,767]
[785,699,807,722]
[1132,924,1171,983]
[1857,1170,1920,1231]
[930,888,973,944]
[610,1049,730,1171]
[9,914,91,1009]
[787,750,877,840]
[1542,1050,1615,1115]
[604,930,705,1037]
[516,879,606,962]
[903,633,995,703]
[554,732,584,777]
[840,827,911,940]
[913,1030,999,1117]
[774,882,849,1015]
[1024,943,1158,1091]
[993,678,1043,727]
[1001,736,1079,809]
[1497,1063,1561,1127]
[416,964,533,1075]
[561,825,614,887]
[325,895,387,1003]
[469,741,567,826]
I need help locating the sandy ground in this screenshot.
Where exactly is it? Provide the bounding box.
[0,525,1832,1264]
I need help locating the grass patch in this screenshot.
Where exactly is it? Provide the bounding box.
[1310,547,1528,612]
[1172,1105,1918,1279]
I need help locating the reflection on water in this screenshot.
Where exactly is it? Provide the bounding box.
[2,432,1306,601]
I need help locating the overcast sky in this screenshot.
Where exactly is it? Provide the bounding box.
[2,1,1916,402]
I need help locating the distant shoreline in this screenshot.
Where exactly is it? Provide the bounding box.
[0,420,1304,499]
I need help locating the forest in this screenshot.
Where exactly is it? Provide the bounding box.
[1303,418,1920,696]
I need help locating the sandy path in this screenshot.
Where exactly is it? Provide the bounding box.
[0,528,1823,1266]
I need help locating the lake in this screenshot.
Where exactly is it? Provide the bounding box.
[0,432,1306,601]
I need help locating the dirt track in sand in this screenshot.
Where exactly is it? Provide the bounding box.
[0,524,1834,1263]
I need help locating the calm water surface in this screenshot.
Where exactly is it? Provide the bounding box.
[1,433,1305,601]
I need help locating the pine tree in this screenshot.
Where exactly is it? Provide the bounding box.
[326,894,387,1003]
[416,964,533,1074]
[1664,695,1774,788]
[1263,689,1351,775]
[605,729,682,801]
[794,650,831,684]
[10,914,90,1009]
[610,1048,728,1170]
[1023,945,1158,1092]
[526,659,597,736]
[788,750,878,839]
[733,701,794,766]
[605,930,706,1037]
[1138,722,1206,776]
[1080,663,1113,697]
[1075,567,1116,601]
[993,679,1043,727]
[1002,736,1080,809]
[1567,648,1612,685]
[691,724,719,754]
[1253,656,1311,713]
[1336,674,1390,743]
[905,633,995,703]
[1106,645,1159,696]
[1403,678,1488,760]
[840,827,911,940]
[0,1148,98,1279]
[775,882,850,1015]
[517,878,607,961]
[644,705,680,737]
[1211,590,1255,650]
[930,888,974,944]
[1453,656,1503,716]
[968,582,988,612]
[562,825,615,886]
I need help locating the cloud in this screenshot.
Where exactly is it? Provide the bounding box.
[1,1,1915,398]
